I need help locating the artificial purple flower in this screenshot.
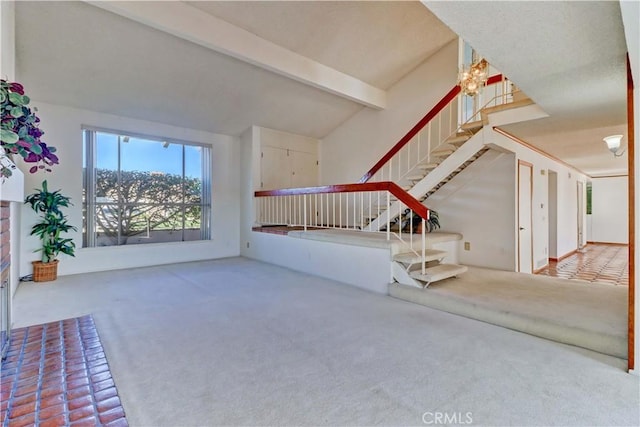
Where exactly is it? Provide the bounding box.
[9,82,24,95]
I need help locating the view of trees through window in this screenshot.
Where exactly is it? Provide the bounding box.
[83,130,211,247]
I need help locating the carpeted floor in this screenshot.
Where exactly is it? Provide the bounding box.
[390,266,628,358]
[11,257,640,426]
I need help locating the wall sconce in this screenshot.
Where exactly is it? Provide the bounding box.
[603,134,625,157]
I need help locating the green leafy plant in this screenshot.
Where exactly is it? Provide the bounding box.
[25,180,77,263]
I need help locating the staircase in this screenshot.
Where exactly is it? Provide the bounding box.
[364,95,526,287]
[365,118,488,233]
[360,121,493,287]
[391,247,467,288]
[254,75,521,289]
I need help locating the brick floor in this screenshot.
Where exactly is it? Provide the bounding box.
[536,243,629,285]
[1,316,128,427]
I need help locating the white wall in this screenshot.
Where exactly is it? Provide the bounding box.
[424,128,589,272]
[243,232,392,294]
[489,132,588,266]
[17,101,241,276]
[0,0,15,81]
[319,39,458,184]
[427,151,516,270]
[239,126,260,251]
[590,176,629,244]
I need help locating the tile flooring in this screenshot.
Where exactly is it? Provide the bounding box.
[1,315,128,427]
[536,243,629,286]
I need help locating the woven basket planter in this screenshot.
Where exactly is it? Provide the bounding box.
[32,260,59,282]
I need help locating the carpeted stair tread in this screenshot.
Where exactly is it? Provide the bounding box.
[410,264,468,284]
[393,249,448,265]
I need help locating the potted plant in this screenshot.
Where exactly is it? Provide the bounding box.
[25,180,76,282]
[405,209,440,233]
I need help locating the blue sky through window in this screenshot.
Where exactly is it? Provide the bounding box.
[95,132,203,178]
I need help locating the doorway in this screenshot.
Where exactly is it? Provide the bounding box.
[518,161,533,273]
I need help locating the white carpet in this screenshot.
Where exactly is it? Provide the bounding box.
[12,257,640,426]
[390,266,628,358]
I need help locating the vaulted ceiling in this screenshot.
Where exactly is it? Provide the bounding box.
[15,1,455,138]
[15,1,632,177]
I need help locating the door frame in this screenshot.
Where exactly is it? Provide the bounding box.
[517,160,534,273]
[577,181,585,249]
[627,55,635,371]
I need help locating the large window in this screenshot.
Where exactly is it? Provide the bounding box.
[83,129,211,247]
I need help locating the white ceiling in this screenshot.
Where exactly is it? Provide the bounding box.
[14,1,454,138]
[15,1,631,176]
[424,0,629,176]
[187,1,456,89]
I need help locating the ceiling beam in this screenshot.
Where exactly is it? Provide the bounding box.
[87,1,387,110]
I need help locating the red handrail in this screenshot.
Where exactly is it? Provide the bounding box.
[358,74,504,183]
[255,181,429,220]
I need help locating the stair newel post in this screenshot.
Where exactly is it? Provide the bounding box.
[303,194,307,231]
[422,217,427,276]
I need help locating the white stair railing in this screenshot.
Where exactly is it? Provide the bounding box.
[255,183,429,275]
[368,77,514,188]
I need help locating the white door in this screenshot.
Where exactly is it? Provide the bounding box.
[260,146,289,190]
[577,181,584,248]
[290,150,318,188]
[518,161,533,273]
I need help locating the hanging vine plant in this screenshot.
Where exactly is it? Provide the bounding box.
[1,79,59,178]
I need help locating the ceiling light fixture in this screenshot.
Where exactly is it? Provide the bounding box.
[603,134,625,157]
[458,58,489,96]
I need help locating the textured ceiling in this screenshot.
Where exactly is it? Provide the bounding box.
[15,0,630,175]
[15,1,362,138]
[187,1,456,89]
[424,0,629,176]
[15,1,454,139]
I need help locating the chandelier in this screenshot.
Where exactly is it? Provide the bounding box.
[458,58,489,96]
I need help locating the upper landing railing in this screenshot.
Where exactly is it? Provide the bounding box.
[359,74,508,184]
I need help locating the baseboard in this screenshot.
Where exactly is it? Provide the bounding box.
[586,241,628,246]
[549,249,578,262]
